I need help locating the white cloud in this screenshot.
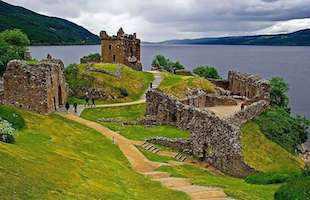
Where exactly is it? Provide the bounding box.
[4,0,310,41]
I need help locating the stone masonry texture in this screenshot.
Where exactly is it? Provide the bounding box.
[100,28,142,71]
[3,59,68,114]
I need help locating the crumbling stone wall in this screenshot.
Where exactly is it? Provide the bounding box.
[146,90,254,177]
[228,71,270,99]
[3,59,68,114]
[100,28,142,71]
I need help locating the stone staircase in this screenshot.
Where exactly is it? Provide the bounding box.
[141,142,160,153]
[174,152,188,162]
[143,171,230,200]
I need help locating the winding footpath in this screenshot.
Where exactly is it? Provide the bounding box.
[62,71,230,199]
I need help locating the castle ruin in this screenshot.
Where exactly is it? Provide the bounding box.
[3,59,68,114]
[145,71,271,177]
[100,28,142,71]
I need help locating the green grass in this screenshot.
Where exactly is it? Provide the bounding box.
[73,63,154,104]
[137,146,175,163]
[0,106,189,199]
[241,122,303,173]
[157,164,280,200]
[158,72,215,99]
[81,104,190,141]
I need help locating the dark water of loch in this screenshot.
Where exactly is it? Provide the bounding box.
[30,44,310,118]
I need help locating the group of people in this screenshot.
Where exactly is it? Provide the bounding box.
[64,92,96,114]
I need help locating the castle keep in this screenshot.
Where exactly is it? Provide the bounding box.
[3,59,68,114]
[100,28,142,71]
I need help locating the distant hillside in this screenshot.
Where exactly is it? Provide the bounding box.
[0,1,100,45]
[161,29,310,46]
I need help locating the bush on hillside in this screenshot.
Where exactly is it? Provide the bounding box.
[270,77,290,110]
[255,107,309,154]
[0,106,25,130]
[0,29,30,75]
[245,172,290,185]
[274,177,310,200]
[80,53,101,64]
[152,54,184,72]
[0,118,16,144]
[193,66,221,79]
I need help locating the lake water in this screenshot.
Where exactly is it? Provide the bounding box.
[30,45,310,118]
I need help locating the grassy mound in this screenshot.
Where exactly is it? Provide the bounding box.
[241,122,303,173]
[81,104,190,141]
[158,72,215,99]
[0,107,188,199]
[66,63,154,104]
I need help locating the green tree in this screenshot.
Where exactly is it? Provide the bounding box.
[269,77,289,109]
[0,29,30,75]
[193,66,221,79]
[152,55,184,72]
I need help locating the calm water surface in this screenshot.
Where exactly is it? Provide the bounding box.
[30,45,310,118]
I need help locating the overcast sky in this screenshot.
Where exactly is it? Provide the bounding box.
[5,0,310,42]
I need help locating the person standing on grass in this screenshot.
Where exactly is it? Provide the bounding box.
[73,103,78,114]
[91,98,96,108]
[65,102,70,113]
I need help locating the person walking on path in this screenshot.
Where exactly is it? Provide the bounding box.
[73,103,78,114]
[241,102,245,111]
[91,98,96,108]
[150,82,153,89]
[84,92,90,107]
[65,102,70,113]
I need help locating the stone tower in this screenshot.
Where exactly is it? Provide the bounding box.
[3,59,68,114]
[100,28,142,71]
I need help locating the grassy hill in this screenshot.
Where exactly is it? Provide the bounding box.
[66,63,154,104]
[241,122,303,173]
[158,73,215,99]
[161,29,310,46]
[0,1,99,45]
[0,105,188,199]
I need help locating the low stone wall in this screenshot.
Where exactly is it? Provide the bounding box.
[146,137,192,153]
[146,90,254,177]
[180,91,237,108]
[207,78,229,90]
[225,100,269,126]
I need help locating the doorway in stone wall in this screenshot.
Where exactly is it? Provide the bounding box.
[58,85,62,106]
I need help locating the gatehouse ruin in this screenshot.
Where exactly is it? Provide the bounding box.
[145,71,271,177]
[2,58,68,114]
[100,28,142,71]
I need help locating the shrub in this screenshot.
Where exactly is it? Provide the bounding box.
[152,54,184,72]
[270,77,289,110]
[0,106,25,130]
[0,29,30,75]
[245,172,290,185]
[120,88,129,97]
[274,177,310,200]
[255,107,309,153]
[80,53,101,64]
[0,118,16,144]
[193,66,221,79]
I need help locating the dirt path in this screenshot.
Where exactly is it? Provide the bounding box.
[62,113,230,200]
[66,71,162,116]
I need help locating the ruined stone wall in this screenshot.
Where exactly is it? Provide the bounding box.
[207,78,229,90]
[228,71,270,99]
[180,90,237,108]
[146,90,254,177]
[3,59,67,114]
[225,100,269,126]
[146,137,192,153]
[100,29,142,71]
